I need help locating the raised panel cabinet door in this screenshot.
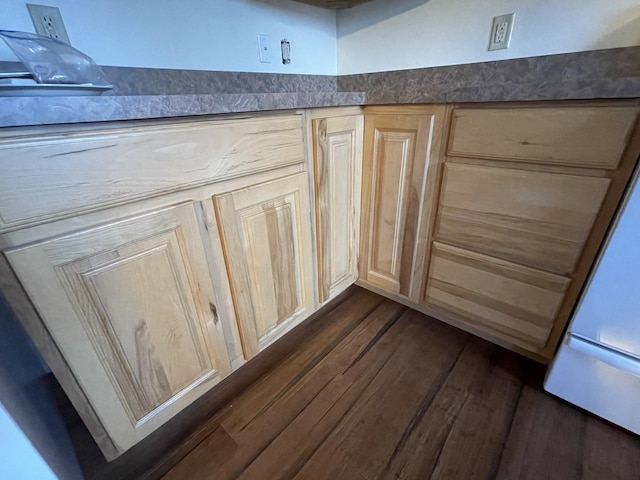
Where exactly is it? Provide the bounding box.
[4,202,233,455]
[360,108,444,298]
[313,114,363,303]
[214,173,315,359]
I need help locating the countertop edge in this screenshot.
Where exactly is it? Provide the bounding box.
[0,92,367,128]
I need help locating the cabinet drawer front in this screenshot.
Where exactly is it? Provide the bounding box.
[0,114,304,229]
[449,106,638,168]
[436,163,610,274]
[5,203,232,453]
[425,242,570,350]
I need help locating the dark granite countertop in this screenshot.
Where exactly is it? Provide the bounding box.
[1,46,638,128]
[0,92,366,128]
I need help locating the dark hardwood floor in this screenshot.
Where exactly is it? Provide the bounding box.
[64,287,640,479]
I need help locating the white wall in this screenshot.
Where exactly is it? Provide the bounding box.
[1,0,337,74]
[0,404,57,480]
[337,0,640,74]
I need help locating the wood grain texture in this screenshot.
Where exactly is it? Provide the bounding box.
[425,242,569,350]
[4,101,639,471]
[214,173,316,359]
[0,114,304,231]
[0,160,306,251]
[0,254,120,461]
[193,199,245,370]
[435,162,611,275]
[152,288,640,480]
[449,106,639,168]
[5,202,232,455]
[59,287,369,480]
[425,102,640,359]
[495,368,640,480]
[408,104,451,305]
[541,110,640,359]
[312,114,363,303]
[360,107,445,298]
[356,278,549,363]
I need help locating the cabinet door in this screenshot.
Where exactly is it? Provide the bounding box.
[312,114,363,303]
[214,173,315,358]
[5,202,232,453]
[359,107,445,299]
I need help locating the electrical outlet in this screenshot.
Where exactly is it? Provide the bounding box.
[281,39,291,65]
[27,4,70,44]
[257,34,271,63]
[488,13,514,51]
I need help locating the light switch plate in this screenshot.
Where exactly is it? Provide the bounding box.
[488,13,515,51]
[257,34,272,63]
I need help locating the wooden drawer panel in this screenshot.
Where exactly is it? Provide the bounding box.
[0,114,304,228]
[449,106,638,168]
[425,242,570,349]
[435,163,610,274]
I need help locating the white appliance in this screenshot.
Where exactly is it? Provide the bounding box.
[545,170,640,434]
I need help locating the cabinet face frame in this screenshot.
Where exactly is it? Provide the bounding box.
[4,202,233,455]
[311,112,364,303]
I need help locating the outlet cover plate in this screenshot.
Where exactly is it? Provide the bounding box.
[27,4,70,44]
[488,13,515,51]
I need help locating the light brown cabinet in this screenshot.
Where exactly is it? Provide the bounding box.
[359,106,446,301]
[423,103,640,358]
[311,111,363,303]
[358,103,640,360]
[428,158,613,348]
[5,202,233,454]
[214,173,316,359]
[2,102,639,462]
[0,112,313,460]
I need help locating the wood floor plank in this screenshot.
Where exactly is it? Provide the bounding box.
[235,311,417,480]
[220,288,383,435]
[380,338,503,479]
[163,299,406,480]
[583,416,640,480]
[427,346,527,480]
[292,311,470,480]
[494,385,586,480]
[155,289,640,480]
